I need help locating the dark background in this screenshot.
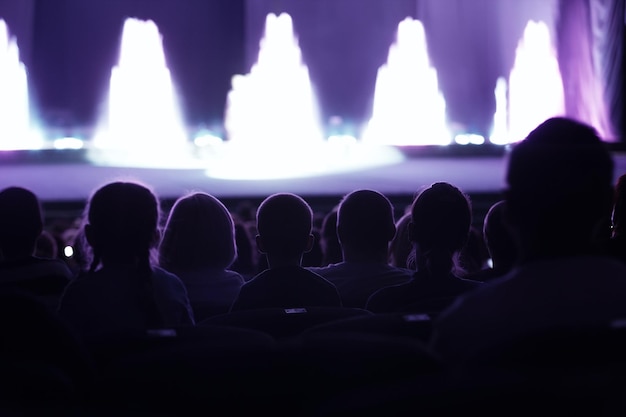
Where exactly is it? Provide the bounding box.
[0,0,623,140]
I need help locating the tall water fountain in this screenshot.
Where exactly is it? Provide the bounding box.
[207,12,402,180]
[489,77,509,145]
[0,19,41,150]
[507,20,565,143]
[90,18,193,167]
[224,12,324,149]
[361,17,451,146]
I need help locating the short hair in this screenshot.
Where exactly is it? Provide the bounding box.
[483,200,516,265]
[159,192,237,271]
[0,187,44,256]
[506,117,613,229]
[256,193,313,257]
[410,182,472,253]
[84,181,160,268]
[337,189,396,253]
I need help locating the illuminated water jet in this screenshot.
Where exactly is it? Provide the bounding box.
[224,12,324,148]
[0,19,42,150]
[361,17,451,146]
[507,20,565,143]
[90,18,195,168]
[207,12,402,180]
[489,77,509,145]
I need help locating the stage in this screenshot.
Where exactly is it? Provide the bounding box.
[1,144,625,221]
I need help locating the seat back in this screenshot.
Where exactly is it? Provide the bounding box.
[302,312,433,342]
[199,306,373,338]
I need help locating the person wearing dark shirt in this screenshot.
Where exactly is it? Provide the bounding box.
[366,183,482,315]
[231,193,341,311]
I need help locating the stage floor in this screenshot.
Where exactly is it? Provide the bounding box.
[1,146,625,218]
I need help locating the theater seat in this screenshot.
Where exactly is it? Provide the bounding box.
[199,306,373,339]
[301,312,433,342]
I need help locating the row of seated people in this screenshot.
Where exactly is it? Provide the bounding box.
[1,116,626,415]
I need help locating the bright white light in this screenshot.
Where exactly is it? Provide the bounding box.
[206,12,403,180]
[194,133,223,147]
[0,20,41,151]
[454,134,470,145]
[489,77,509,145]
[327,134,358,145]
[468,134,485,145]
[90,18,194,168]
[508,20,565,143]
[53,137,84,150]
[224,13,324,147]
[361,18,451,146]
[63,245,74,258]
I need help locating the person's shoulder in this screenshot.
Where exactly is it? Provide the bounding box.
[223,269,245,283]
[437,271,513,319]
[152,266,187,287]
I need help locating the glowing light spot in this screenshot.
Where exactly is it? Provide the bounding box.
[0,20,42,151]
[194,133,223,147]
[63,245,74,258]
[90,18,196,168]
[455,134,485,145]
[362,17,451,146]
[53,137,84,150]
[508,20,565,143]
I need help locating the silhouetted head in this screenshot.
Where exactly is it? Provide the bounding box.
[336,189,396,260]
[0,187,44,260]
[231,220,257,278]
[483,200,517,270]
[320,208,342,265]
[612,173,626,237]
[505,117,614,260]
[159,192,237,272]
[388,211,414,269]
[83,181,160,270]
[410,182,472,275]
[255,193,314,263]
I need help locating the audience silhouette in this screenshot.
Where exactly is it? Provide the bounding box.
[0,186,74,310]
[388,211,414,270]
[366,182,482,314]
[230,193,341,311]
[159,192,245,321]
[430,117,626,363]
[466,200,517,282]
[319,207,343,266]
[308,189,412,308]
[58,181,194,338]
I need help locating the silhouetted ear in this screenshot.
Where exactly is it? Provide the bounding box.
[255,235,267,254]
[303,233,315,253]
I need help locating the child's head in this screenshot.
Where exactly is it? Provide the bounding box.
[255,193,314,260]
[0,187,44,259]
[83,181,160,270]
[160,192,237,271]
